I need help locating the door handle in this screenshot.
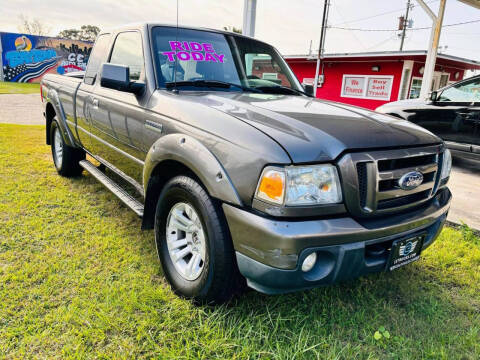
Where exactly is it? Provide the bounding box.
[92,98,99,109]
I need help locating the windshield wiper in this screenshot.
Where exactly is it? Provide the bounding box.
[254,85,311,97]
[165,80,260,93]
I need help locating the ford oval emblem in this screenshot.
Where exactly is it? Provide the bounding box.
[398,171,423,190]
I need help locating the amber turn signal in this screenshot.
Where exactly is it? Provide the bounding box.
[256,169,285,204]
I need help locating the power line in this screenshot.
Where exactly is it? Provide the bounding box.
[329,19,480,32]
[365,35,397,51]
[330,0,438,26]
[330,2,368,50]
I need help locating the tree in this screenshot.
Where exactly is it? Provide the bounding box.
[223,26,242,34]
[58,25,100,42]
[17,15,51,36]
[57,29,81,40]
[79,25,100,42]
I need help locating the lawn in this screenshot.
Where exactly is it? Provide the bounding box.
[0,124,479,359]
[0,82,40,94]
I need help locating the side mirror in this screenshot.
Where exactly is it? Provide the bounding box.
[304,84,314,97]
[100,63,144,95]
[429,90,438,102]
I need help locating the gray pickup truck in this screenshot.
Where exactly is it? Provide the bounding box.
[41,23,452,303]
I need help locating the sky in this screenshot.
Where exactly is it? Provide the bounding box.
[0,0,479,62]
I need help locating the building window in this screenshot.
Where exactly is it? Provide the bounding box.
[439,73,449,88]
[409,72,451,99]
[262,72,279,81]
[399,68,411,100]
[409,77,423,99]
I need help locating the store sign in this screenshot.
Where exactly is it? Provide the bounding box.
[367,77,392,99]
[302,76,324,86]
[341,75,393,101]
[342,76,366,97]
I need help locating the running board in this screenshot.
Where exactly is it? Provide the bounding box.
[80,160,144,217]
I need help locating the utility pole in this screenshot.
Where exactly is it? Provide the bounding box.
[399,0,412,51]
[416,0,446,99]
[313,0,330,97]
[242,0,257,37]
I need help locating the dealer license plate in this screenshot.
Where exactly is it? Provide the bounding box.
[388,235,424,271]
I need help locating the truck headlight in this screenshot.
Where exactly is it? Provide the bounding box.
[255,164,342,206]
[441,148,452,181]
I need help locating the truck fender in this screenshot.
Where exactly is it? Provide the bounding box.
[46,89,76,147]
[143,133,243,207]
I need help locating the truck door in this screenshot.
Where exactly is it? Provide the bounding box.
[75,33,112,152]
[434,77,480,148]
[407,77,480,150]
[88,30,149,184]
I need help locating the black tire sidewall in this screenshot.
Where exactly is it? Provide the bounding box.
[155,177,220,300]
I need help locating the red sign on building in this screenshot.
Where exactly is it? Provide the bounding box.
[342,76,365,97]
[341,75,393,101]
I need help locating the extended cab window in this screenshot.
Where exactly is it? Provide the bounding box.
[438,78,480,103]
[109,31,144,81]
[84,34,110,85]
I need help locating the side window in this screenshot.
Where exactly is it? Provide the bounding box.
[409,78,422,99]
[438,78,480,102]
[84,34,110,85]
[245,53,289,86]
[109,32,144,81]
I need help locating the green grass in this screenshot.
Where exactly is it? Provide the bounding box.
[0,123,479,359]
[0,81,40,94]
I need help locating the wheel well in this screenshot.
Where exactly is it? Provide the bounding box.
[142,160,201,230]
[45,102,56,145]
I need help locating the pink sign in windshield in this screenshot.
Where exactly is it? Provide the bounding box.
[162,41,225,63]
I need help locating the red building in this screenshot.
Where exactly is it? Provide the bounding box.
[285,51,480,110]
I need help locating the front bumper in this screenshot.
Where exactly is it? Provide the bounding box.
[223,188,451,294]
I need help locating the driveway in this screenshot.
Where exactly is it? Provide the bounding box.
[0,93,479,229]
[448,158,480,230]
[0,94,44,125]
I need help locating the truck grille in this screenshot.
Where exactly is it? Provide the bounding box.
[338,145,443,217]
[356,162,368,209]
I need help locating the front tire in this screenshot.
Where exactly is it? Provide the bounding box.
[155,175,243,304]
[50,119,85,177]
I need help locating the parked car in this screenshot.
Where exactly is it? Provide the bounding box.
[41,23,452,303]
[376,75,480,162]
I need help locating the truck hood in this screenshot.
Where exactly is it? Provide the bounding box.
[186,92,441,163]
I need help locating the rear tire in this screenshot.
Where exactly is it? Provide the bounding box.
[154,175,243,304]
[50,119,85,177]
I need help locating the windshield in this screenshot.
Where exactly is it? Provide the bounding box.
[151,26,304,94]
[438,77,480,103]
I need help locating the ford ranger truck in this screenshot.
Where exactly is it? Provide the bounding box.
[40,23,452,303]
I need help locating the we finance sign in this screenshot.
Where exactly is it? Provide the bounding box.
[341,75,393,101]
